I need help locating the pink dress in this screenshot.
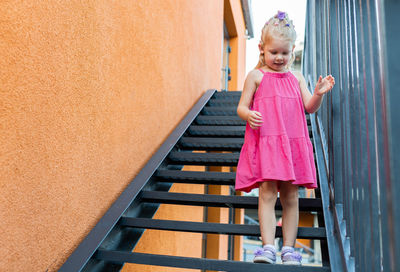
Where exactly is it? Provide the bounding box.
[235,69,317,192]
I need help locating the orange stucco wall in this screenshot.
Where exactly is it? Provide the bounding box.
[0,0,223,271]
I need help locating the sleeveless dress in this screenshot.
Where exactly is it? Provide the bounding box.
[235,69,317,192]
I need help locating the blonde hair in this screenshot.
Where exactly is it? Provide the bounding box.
[255,11,297,69]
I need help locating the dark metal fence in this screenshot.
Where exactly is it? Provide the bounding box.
[304,1,400,271]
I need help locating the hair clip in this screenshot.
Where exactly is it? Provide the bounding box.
[277,11,286,20]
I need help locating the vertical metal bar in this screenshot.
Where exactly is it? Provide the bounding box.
[351,0,360,269]
[319,0,324,87]
[311,0,317,81]
[342,0,351,253]
[352,1,366,270]
[317,6,331,267]
[346,0,357,266]
[372,1,396,271]
[228,186,235,261]
[332,0,344,208]
[355,1,370,270]
[202,184,209,272]
[328,0,336,204]
[359,1,376,270]
[344,0,358,266]
[366,1,384,270]
[379,1,399,271]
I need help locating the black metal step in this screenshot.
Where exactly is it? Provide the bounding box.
[140,191,323,212]
[119,218,326,239]
[187,125,310,138]
[95,250,330,272]
[195,115,246,126]
[168,151,239,166]
[178,137,244,151]
[208,98,240,107]
[155,170,236,185]
[187,125,245,137]
[213,91,242,98]
[202,106,237,116]
[168,150,316,167]
[199,108,311,128]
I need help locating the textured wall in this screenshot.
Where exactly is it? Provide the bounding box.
[0,0,223,270]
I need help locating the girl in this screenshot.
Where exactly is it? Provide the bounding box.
[235,11,335,265]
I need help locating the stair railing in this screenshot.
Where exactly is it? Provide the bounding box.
[304,0,399,271]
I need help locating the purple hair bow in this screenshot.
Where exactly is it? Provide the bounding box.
[277,11,286,20]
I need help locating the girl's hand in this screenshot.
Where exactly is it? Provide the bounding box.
[314,75,335,96]
[247,110,263,129]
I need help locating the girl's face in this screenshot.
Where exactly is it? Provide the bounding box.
[260,37,294,72]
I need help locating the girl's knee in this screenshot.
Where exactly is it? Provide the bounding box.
[280,194,298,208]
[279,182,299,207]
[259,181,278,202]
[259,181,278,193]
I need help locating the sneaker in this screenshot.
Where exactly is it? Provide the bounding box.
[281,247,302,265]
[253,245,276,264]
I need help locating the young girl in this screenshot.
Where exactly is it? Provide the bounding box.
[235,11,335,265]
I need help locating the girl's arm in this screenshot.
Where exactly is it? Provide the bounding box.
[294,71,335,113]
[237,70,263,129]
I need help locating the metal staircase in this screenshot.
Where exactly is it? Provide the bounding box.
[60,90,331,272]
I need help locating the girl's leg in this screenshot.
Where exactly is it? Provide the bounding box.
[258,181,278,245]
[279,181,299,247]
